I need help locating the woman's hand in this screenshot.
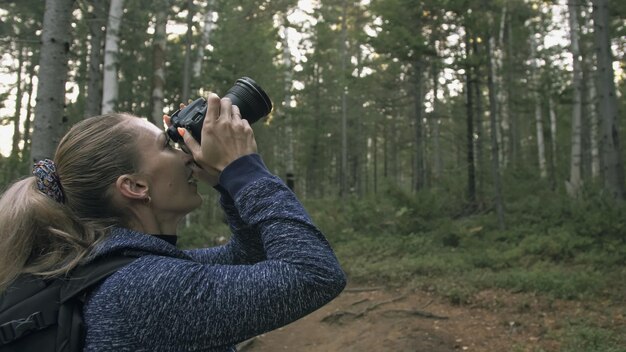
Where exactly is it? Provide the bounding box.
[163,107,218,186]
[176,93,258,183]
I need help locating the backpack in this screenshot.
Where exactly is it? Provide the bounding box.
[0,256,136,352]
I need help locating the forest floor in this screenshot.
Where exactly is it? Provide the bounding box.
[238,285,626,352]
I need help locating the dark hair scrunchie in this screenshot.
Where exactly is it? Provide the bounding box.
[32,159,65,203]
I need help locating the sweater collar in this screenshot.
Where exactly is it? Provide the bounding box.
[86,227,190,263]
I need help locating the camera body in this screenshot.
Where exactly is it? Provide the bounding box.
[167,77,272,143]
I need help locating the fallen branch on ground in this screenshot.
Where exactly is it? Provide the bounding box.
[321,295,406,324]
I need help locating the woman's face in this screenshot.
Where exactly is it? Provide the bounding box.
[130,118,202,219]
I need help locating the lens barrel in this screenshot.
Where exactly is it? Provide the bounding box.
[224,77,272,124]
[167,77,272,143]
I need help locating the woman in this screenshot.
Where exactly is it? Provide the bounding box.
[0,94,346,351]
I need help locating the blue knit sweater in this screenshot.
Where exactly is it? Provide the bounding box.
[82,154,346,351]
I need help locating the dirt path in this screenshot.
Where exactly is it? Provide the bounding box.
[239,286,625,352]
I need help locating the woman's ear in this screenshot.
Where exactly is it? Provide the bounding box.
[115,174,150,201]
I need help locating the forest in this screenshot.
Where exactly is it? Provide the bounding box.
[0,0,625,350]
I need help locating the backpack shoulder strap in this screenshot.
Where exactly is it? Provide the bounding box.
[60,256,138,303]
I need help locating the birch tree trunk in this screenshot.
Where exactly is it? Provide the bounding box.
[150,4,168,125]
[30,0,74,162]
[592,0,625,199]
[22,60,36,159]
[193,0,213,80]
[588,65,600,179]
[487,35,505,229]
[11,44,24,158]
[101,0,124,114]
[529,33,547,178]
[432,57,442,180]
[86,0,105,117]
[464,29,476,205]
[496,5,509,168]
[549,96,558,182]
[566,0,583,197]
[182,0,193,103]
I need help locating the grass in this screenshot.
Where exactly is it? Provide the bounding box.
[176,181,626,350]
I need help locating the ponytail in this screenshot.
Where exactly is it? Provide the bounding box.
[0,113,140,293]
[0,177,100,292]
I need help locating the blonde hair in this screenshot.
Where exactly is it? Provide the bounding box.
[0,113,141,292]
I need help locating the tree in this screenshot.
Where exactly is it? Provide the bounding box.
[150,1,168,125]
[566,0,583,197]
[85,0,106,117]
[30,0,75,162]
[101,0,124,114]
[592,0,625,200]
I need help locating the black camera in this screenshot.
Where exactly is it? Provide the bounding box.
[167,77,272,143]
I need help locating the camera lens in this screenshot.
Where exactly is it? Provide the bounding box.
[167,77,272,144]
[224,77,272,124]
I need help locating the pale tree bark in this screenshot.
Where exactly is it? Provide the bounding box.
[22,60,36,158]
[549,96,558,176]
[150,3,168,125]
[31,0,74,162]
[529,33,547,178]
[432,55,442,180]
[182,0,193,103]
[592,0,625,199]
[11,44,24,159]
[464,29,476,205]
[101,0,124,114]
[496,5,509,168]
[587,64,600,179]
[487,35,505,230]
[86,0,105,117]
[193,0,213,80]
[566,0,583,197]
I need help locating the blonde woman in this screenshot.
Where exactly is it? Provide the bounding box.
[0,94,346,351]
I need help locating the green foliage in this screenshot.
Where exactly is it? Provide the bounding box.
[561,320,626,352]
[306,180,626,303]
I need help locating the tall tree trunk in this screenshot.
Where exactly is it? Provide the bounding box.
[282,22,295,191]
[22,60,36,160]
[487,36,505,230]
[432,57,442,181]
[587,62,600,179]
[31,0,74,162]
[529,34,547,178]
[339,0,348,198]
[306,63,322,197]
[496,5,509,168]
[101,0,124,114]
[85,1,105,117]
[472,39,484,194]
[464,29,476,205]
[413,60,425,192]
[548,96,558,187]
[182,0,193,103]
[150,3,168,125]
[566,0,583,197]
[193,0,213,79]
[11,43,24,159]
[592,0,625,200]
[506,16,520,167]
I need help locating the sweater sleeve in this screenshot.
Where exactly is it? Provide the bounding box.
[184,184,266,265]
[87,155,346,351]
